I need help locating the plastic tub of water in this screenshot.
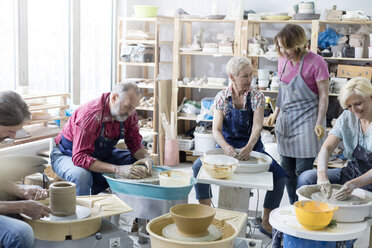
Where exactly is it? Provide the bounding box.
[194,131,216,153]
[159,171,191,187]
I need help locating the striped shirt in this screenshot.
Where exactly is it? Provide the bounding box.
[212,83,265,116]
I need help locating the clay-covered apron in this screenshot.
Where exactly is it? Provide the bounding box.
[275,55,325,158]
[340,122,372,191]
[222,94,287,180]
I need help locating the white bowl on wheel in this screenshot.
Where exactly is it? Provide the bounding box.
[204,148,272,173]
[296,184,372,222]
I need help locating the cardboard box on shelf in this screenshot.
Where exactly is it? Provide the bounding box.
[337,64,372,79]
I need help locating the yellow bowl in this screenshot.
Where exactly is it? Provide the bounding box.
[294,200,338,231]
[201,155,238,179]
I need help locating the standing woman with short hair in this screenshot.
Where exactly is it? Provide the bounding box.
[267,24,330,204]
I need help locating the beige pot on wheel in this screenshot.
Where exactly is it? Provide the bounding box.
[49,182,76,216]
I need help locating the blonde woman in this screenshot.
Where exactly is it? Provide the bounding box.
[267,24,330,204]
[298,77,372,200]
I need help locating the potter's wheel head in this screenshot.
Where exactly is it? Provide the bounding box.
[162,223,222,242]
[40,205,91,222]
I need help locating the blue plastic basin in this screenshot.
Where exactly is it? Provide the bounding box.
[103,167,196,201]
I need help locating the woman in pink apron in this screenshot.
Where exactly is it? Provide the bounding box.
[267,24,330,204]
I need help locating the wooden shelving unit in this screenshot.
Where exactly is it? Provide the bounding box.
[171,18,241,141]
[117,16,174,164]
[22,92,70,127]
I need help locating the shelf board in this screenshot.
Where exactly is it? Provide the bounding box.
[29,116,69,125]
[121,16,174,23]
[159,41,173,45]
[180,51,234,57]
[248,20,312,24]
[178,116,213,122]
[22,93,69,100]
[30,104,69,111]
[119,61,155,67]
[178,84,225,90]
[120,39,156,45]
[247,54,279,59]
[261,89,339,96]
[136,106,154,111]
[139,128,158,137]
[319,20,372,25]
[137,84,155,89]
[323,57,372,62]
[180,18,236,23]
[159,61,173,64]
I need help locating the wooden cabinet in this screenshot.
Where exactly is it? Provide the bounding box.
[117,16,174,163]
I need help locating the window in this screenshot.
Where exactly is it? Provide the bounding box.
[0,0,16,90]
[28,0,69,93]
[80,0,113,104]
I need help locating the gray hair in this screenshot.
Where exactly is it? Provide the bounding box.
[111,82,140,101]
[339,77,372,109]
[0,91,31,126]
[226,56,252,77]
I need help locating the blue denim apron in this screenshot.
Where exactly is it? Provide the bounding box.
[221,94,287,180]
[58,112,137,194]
[340,123,372,191]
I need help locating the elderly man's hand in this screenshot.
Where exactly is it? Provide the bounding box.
[223,145,237,158]
[334,182,356,201]
[317,179,332,199]
[22,200,51,220]
[133,158,153,175]
[114,165,149,179]
[23,187,48,201]
[314,125,325,140]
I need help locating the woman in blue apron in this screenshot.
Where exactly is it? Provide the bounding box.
[267,24,329,204]
[192,56,287,238]
[298,77,372,200]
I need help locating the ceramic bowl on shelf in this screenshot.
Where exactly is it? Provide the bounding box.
[133,5,159,18]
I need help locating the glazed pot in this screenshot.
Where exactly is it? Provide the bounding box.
[49,182,76,216]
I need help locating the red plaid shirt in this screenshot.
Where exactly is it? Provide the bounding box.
[212,83,265,116]
[55,93,143,169]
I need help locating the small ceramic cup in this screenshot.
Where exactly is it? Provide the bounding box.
[49,182,76,216]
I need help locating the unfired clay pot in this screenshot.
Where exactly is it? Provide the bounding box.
[170,204,216,237]
[49,182,76,216]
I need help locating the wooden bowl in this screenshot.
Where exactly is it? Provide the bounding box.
[170,204,216,237]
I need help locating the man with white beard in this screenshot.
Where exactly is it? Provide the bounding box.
[51,82,153,195]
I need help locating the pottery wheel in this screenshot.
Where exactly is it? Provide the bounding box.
[162,223,222,242]
[311,189,363,205]
[40,205,91,222]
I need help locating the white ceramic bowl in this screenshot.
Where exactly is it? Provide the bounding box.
[158,170,191,187]
[296,184,372,222]
[201,155,238,179]
[204,149,271,173]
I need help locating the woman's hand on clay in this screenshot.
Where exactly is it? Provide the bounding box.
[334,182,356,201]
[317,179,332,199]
[223,145,237,158]
[236,146,252,161]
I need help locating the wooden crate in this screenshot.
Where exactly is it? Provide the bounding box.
[337,64,372,79]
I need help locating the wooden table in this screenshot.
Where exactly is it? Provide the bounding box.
[0,125,61,149]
